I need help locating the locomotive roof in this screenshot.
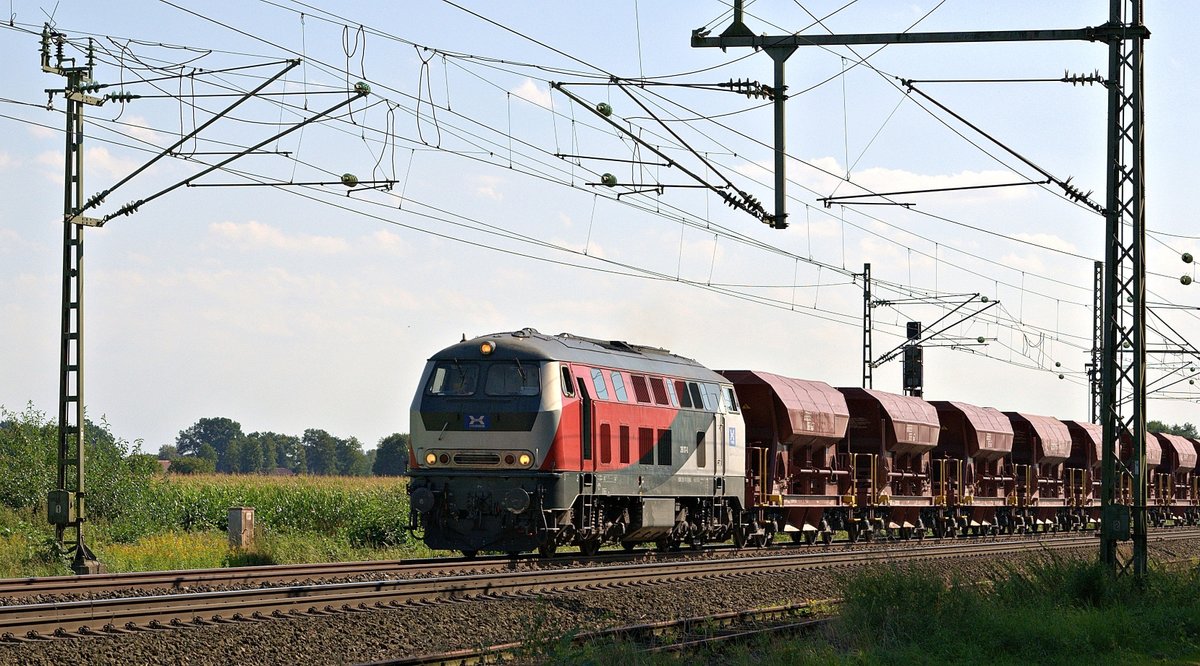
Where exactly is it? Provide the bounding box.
[429,328,727,382]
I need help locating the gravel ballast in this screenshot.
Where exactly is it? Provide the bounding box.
[1,538,1195,665]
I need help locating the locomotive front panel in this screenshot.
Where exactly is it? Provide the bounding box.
[407,337,570,554]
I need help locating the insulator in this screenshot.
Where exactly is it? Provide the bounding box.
[596,102,613,117]
[1183,275,1194,286]
[1055,361,1061,367]
[1058,374,1065,380]
[600,173,617,187]
[980,295,989,302]
[341,173,359,187]
[977,337,986,344]
[354,81,371,95]
[1183,252,1193,264]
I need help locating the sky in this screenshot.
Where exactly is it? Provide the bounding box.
[1,1,1197,454]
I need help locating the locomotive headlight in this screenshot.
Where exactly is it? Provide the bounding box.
[518,453,532,467]
[424,452,437,466]
[480,340,496,355]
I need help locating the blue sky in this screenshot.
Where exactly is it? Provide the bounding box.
[1,1,1196,452]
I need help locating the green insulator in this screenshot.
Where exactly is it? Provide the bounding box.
[354,81,371,95]
[977,337,986,344]
[596,102,613,117]
[1183,275,1194,286]
[1184,252,1194,264]
[600,173,617,187]
[341,173,359,187]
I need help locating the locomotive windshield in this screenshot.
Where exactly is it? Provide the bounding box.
[425,361,540,397]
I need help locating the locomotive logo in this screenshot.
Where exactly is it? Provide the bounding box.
[728,427,737,448]
[465,414,490,430]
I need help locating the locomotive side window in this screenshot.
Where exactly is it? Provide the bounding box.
[665,379,680,407]
[589,368,610,400]
[700,383,721,412]
[696,431,707,468]
[600,423,612,464]
[638,427,654,465]
[426,362,478,396]
[656,429,673,466]
[649,377,669,405]
[630,375,652,403]
[484,362,541,396]
[674,380,693,408]
[722,386,740,413]
[619,425,631,464]
[609,372,629,402]
[560,366,575,397]
[689,382,706,411]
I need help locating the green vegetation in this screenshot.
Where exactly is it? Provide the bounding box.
[0,405,431,576]
[525,558,1200,665]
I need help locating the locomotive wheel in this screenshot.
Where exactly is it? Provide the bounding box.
[537,543,557,558]
[732,525,748,549]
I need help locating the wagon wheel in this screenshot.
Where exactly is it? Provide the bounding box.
[460,550,478,559]
[821,530,834,546]
[846,521,861,543]
[579,537,602,557]
[621,541,638,552]
[537,542,557,558]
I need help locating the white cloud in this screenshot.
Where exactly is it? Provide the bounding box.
[85,146,141,180]
[1010,233,1077,254]
[209,220,349,254]
[473,175,505,201]
[511,78,552,110]
[118,116,163,145]
[0,153,12,170]
[369,229,407,256]
[28,125,55,140]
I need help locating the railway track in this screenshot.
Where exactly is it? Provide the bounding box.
[372,602,835,665]
[5,529,1188,642]
[6,526,1191,603]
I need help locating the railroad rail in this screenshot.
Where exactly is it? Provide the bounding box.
[372,602,836,665]
[4,529,1186,642]
[4,526,1190,603]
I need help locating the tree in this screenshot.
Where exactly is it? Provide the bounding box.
[303,429,340,475]
[177,417,246,472]
[337,436,371,476]
[373,433,410,476]
[157,444,179,460]
[169,456,216,474]
[1148,420,1199,438]
[245,432,278,473]
[197,442,219,469]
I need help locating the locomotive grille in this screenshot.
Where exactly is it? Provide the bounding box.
[453,452,502,465]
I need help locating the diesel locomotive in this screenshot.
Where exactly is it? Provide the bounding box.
[407,328,1199,556]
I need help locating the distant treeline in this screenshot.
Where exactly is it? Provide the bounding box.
[158,417,409,477]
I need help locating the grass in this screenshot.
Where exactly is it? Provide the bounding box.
[0,475,439,577]
[521,556,1200,665]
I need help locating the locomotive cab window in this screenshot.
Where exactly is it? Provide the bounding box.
[722,386,739,413]
[560,366,575,397]
[426,362,478,396]
[484,362,541,396]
